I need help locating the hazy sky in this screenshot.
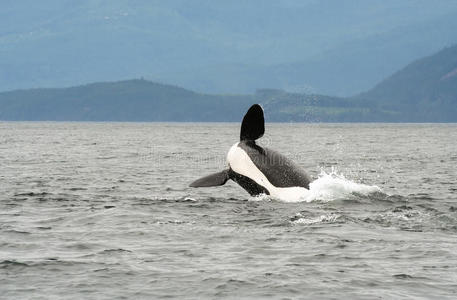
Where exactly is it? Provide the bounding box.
[1,0,457,95]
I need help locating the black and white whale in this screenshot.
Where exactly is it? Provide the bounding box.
[190,104,311,201]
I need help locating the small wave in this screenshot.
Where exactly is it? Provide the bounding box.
[3,229,31,235]
[99,248,132,254]
[291,213,342,225]
[14,192,51,197]
[0,260,29,269]
[363,207,430,231]
[1,259,88,270]
[67,187,87,191]
[130,196,198,206]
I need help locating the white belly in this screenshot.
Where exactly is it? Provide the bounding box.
[227,142,308,202]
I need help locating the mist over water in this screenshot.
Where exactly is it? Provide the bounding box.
[1,122,456,299]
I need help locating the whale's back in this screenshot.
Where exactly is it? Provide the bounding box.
[238,141,310,189]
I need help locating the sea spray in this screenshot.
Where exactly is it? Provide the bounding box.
[252,167,381,203]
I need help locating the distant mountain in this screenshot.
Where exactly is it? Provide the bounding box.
[1,45,457,122]
[355,45,457,121]
[1,1,457,96]
[0,80,253,121]
[265,10,457,97]
[176,9,457,97]
[0,79,358,122]
[265,44,457,122]
[0,80,405,122]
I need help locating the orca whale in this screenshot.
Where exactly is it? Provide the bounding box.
[189,104,311,201]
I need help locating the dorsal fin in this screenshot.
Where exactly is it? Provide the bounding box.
[240,104,264,141]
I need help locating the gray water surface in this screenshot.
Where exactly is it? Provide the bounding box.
[1,122,456,299]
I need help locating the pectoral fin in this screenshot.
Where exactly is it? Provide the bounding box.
[189,170,230,187]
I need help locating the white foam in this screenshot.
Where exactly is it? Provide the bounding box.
[252,168,381,203]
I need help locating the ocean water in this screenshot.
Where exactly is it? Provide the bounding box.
[1,122,456,299]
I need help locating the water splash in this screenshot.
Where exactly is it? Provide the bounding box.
[304,168,381,202]
[254,167,381,203]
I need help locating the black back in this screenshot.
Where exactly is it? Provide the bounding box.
[238,141,311,189]
[240,104,264,141]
